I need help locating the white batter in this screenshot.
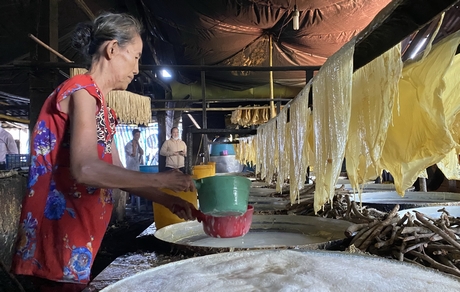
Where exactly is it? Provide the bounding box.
[102,250,460,292]
[182,231,327,248]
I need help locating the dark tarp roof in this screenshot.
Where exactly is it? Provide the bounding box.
[138,0,391,89]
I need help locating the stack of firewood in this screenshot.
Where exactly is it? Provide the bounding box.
[346,205,460,278]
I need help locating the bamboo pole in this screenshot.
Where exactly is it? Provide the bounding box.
[153,106,280,112]
[28,34,73,63]
[269,34,276,119]
[74,0,95,20]
[0,114,29,124]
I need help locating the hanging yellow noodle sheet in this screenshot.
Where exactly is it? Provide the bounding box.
[436,52,460,179]
[256,118,278,184]
[265,119,278,184]
[289,85,314,204]
[235,135,257,166]
[380,30,460,195]
[313,39,355,213]
[345,44,403,193]
[256,123,266,180]
[276,108,289,192]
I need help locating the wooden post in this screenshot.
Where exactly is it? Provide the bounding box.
[49,0,58,63]
[418,177,427,192]
[157,110,167,172]
[200,63,209,163]
[448,180,457,192]
[269,34,275,118]
[29,0,58,131]
[186,130,193,174]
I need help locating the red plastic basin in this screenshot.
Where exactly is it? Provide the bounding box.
[195,205,254,238]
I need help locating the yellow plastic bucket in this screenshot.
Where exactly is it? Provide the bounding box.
[153,189,198,229]
[192,164,215,179]
[206,161,216,174]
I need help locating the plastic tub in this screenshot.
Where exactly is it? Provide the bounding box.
[192,164,215,179]
[210,144,236,156]
[153,189,198,229]
[199,205,254,238]
[195,175,251,216]
[139,165,159,173]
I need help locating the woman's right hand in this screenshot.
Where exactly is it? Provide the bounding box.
[157,169,195,192]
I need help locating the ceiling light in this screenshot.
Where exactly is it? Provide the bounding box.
[161,69,172,78]
[187,114,201,129]
[293,5,300,31]
[410,37,428,59]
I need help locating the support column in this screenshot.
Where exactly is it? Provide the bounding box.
[29,0,58,130]
[201,68,209,163]
[157,110,167,172]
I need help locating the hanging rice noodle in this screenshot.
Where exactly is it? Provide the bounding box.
[345,44,402,194]
[106,91,151,125]
[235,136,257,166]
[256,123,267,180]
[265,119,278,184]
[313,39,355,213]
[380,31,460,195]
[289,85,313,204]
[276,108,288,192]
[70,67,88,76]
[70,67,151,125]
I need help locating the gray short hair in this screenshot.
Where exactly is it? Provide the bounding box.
[72,12,143,60]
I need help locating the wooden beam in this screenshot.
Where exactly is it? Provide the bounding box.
[49,0,58,63]
[153,106,275,112]
[353,0,460,70]
[28,34,73,63]
[74,0,95,20]
[12,61,321,72]
[0,114,29,124]
[0,105,29,110]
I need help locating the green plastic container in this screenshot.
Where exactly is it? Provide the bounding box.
[195,175,251,217]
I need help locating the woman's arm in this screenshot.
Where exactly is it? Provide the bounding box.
[68,89,192,191]
[112,139,195,220]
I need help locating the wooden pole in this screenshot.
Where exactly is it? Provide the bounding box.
[269,34,276,119]
[74,0,95,20]
[49,0,59,63]
[28,34,73,63]
[152,106,276,112]
[0,114,29,124]
[418,177,427,192]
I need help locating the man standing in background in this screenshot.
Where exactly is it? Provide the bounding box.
[0,125,19,170]
[125,129,145,211]
[125,129,144,171]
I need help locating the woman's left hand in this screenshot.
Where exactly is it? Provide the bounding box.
[169,198,197,221]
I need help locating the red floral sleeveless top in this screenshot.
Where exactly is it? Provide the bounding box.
[12,74,117,284]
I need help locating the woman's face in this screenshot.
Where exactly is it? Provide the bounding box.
[111,34,143,90]
[171,128,179,139]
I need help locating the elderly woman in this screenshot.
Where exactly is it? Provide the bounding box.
[12,12,196,291]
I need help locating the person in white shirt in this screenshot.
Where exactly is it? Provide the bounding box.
[124,129,144,171]
[0,126,19,169]
[160,127,187,173]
